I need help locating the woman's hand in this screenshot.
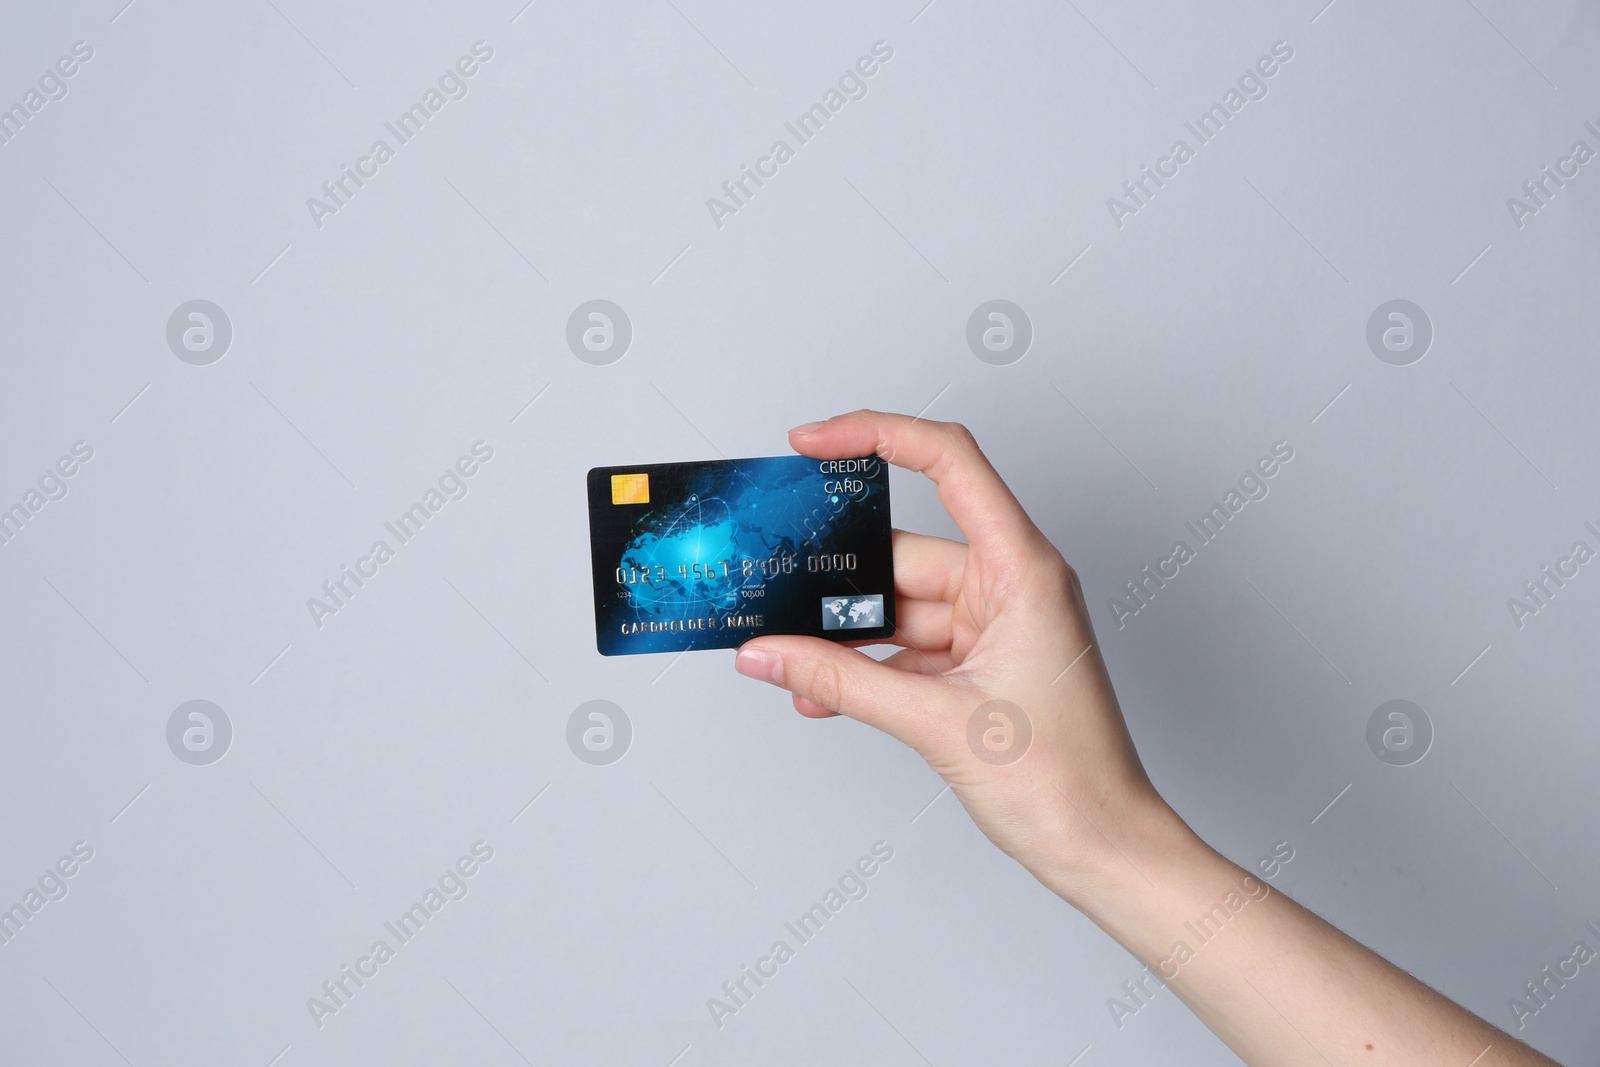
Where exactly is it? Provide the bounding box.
[733,409,1178,902]
[734,409,1563,1067]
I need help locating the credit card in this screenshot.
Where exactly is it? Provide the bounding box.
[586,454,896,655]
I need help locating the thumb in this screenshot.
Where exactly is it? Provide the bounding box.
[734,636,953,743]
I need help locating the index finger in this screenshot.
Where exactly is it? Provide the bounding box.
[787,409,1038,553]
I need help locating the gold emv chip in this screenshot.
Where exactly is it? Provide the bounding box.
[611,473,649,505]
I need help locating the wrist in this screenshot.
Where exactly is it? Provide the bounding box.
[1044,797,1278,978]
[1034,788,1218,919]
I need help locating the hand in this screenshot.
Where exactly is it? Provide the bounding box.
[734,410,1180,901]
[735,411,1564,1067]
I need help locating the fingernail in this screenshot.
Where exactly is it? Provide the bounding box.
[788,421,824,436]
[735,647,784,684]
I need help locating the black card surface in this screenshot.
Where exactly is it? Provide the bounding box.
[586,454,896,655]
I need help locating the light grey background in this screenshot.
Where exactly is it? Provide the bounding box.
[2,0,1596,1063]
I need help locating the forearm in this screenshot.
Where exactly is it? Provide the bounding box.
[1041,804,1560,1067]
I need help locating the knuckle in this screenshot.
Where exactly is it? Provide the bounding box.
[807,658,848,712]
[944,421,980,452]
[1019,544,1080,605]
[1061,563,1087,613]
[920,421,977,480]
[1057,552,1082,591]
